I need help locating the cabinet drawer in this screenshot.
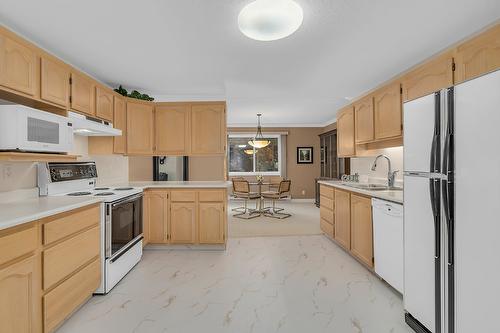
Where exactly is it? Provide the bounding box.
[320,218,334,238]
[43,204,100,245]
[0,225,37,266]
[320,195,334,211]
[43,258,100,333]
[320,206,334,225]
[319,185,334,199]
[170,191,196,202]
[43,226,100,290]
[199,190,225,202]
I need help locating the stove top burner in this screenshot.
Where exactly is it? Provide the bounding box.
[114,187,134,191]
[95,187,110,190]
[67,191,92,196]
[94,192,115,196]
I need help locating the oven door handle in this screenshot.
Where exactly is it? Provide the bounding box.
[112,193,143,207]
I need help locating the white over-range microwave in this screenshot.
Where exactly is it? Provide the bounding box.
[0,105,73,153]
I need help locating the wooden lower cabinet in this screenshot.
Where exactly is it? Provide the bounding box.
[0,255,41,333]
[170,202,196,244]
[334,189,351,250]
[350,194,374,268]
[199,202,225,244]
[144,190,169,244]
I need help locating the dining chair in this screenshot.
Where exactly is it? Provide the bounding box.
[231,177,246,212]
[232,179,260,219]
[262,180,292,219]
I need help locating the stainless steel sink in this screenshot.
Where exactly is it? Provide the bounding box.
[341,182,403,191]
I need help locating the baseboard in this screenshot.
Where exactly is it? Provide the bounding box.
[290,198,315,203]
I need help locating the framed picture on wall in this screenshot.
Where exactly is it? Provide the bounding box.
[297,147,313,164]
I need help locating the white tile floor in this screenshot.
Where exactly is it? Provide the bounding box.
[58,235,413,333]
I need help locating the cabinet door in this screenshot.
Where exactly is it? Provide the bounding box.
[170,202,196,244]
[113,96,127,154]
[126,101,154,155]
[454,24,500,84]
[374,83,402,140]
[199,202,225,244]
[144,191,168,244]
[350,194,373,268]
[191,104,226,155]
[95,86,114,121]
[354,96,374,143]
[0,33,37,96]
[334,189,351,250]
[70,72,94,116]
[155,104,191,155]
[0,255,41,333]
[401,52,454,102]
[337,106,356,157]
[40,57,69,107]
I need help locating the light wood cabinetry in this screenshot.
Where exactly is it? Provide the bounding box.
[354,96,374,143]
[454,24,500,84]
[126,101,154,155]
[40,56,69,108]
[199,202,225,244]
[113,96,127,154]
[350,194,373,268]
[337,106,356,157]
[191,104,226,155]
[170,202,196,244]
[401,52,454,102]
[319,185,335,239]
[70,72,94,116]
[144,190,169,244]
[0,31,37,96]
[373,82,402,140]
[0,255,41,333]
[0,225,37,265]
[334,189,351,250]
[95,86,114,121]
[155,104,191,155]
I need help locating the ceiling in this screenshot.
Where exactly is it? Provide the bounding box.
[0,0,499,126]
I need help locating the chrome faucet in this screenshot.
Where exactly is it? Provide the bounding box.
[371,154,398,188]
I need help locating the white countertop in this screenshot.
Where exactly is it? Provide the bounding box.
[318,180,403,204]
[0,196,102,231]
[124,181,232,189]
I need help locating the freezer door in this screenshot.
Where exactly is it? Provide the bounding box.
[403,176,436,332]
[404,92,440,173]
[454,69,500,333]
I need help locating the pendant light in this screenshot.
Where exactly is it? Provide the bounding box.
[248,114,270,148]
[244,149,255,155]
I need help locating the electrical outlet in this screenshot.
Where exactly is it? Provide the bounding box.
[301,189,306,196]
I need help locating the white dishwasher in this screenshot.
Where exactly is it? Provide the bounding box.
[372,198,403,293]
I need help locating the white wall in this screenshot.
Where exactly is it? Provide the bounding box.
[349,146,403,185]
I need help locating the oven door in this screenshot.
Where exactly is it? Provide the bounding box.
[106,193,143,260]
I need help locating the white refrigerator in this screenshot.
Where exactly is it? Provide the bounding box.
[403,69,500,333]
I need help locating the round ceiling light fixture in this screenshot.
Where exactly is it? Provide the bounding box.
[238,0,304,41]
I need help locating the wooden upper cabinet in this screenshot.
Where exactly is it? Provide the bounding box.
[454,24,500,84]
[334,189,351,250]
[126,101,154,155]
[373,82,402,140]
[354,96,374,143]
[40,56,69,107]
[337,106,356,157]
[191,104,226,155]
[401,52,454,102]
[155,104,191,155]
[199,202,225,244]
[144,190,168,244]
[170,202,196,244]
[0,255,41,333]
[95,86,114,121]
[70,72,94,116]
[113,96,127,154]
[350,194,373,268]
[0,32,37,96]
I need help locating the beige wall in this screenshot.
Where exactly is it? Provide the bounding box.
[229,127,322,199]
[128,156,153,181]
[189,156,225,181]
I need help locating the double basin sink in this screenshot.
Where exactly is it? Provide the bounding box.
[341,182,403,191]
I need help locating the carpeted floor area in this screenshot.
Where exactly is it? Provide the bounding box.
[228,199,322,238]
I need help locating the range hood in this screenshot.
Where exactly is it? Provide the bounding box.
[68,112,122,136]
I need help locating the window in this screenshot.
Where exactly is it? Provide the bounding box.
[228,134,281,175]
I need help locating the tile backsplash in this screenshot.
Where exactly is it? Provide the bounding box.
[349,146,403,184]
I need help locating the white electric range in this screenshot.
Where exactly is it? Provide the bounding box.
[37,162,144,294]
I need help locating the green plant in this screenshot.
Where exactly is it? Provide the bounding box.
[114,85,155,101]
